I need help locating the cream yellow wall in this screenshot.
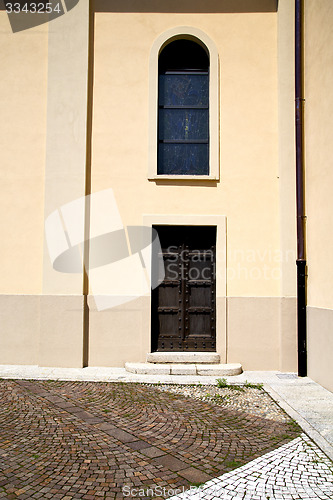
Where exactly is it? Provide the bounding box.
[0,1,300,371]
[304,0,333,391]
[305,0,333,310]
[0,14,48,294]
[39,1,90,367]
[0,3,90,368]
[275,0,297,372]
[91,6,280,298]
[42,1,90,297]
[277,0,297,298]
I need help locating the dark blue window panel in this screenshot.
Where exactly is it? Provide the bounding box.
[159,109,208,142]
[159,74,208,107]
[158,144,209,175]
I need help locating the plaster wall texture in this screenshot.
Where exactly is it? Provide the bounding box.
[304,0,333,391]
[277,0,297,298]
[0,3,89,367]
[42,0,90,296]
[86,3,297,370]
[91,7,280,298]
[0,14,48,294]
[307,306,333,393]
[0,1,299,371]
[305,0,333,309]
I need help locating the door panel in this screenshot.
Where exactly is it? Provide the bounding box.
[151,225,216,352]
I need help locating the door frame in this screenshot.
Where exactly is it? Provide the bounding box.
[151,225,217,352]
[142,214,227,360]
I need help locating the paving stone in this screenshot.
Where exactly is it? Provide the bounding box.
[126,440,151,451]
[67,409,96,420]
[177,468,212,484]
[140,446,167,458]
[103,428,138,443]
[152,455,189,471]
[95,423,117,431]
[43,395,67,403]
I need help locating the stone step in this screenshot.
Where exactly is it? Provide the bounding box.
[146,352,221,364]
[125,362,242,376]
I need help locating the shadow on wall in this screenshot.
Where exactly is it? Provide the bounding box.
[94,0,278,14]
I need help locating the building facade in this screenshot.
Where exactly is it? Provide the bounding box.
[0,0,332,391]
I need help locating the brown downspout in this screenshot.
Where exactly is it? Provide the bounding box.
[295,0,307,376]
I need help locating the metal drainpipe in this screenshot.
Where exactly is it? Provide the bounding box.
[295,0,307,377]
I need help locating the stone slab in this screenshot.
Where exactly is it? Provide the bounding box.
[177,467,212,484]
[170,364,196,375]
[67,409,97,422]
[125,362,242,376]
[196,363,242,376]
[140,446,166,458]
[152,454,189,471]
[95,423,117,431]
[126,440,151,451]
[147,352,220,364]
[44,395,66,403]
[103,428,138,443]
[125,362,171,375]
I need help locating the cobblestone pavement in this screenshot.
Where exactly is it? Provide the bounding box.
[0,380,331,499]
[169,434,333,500]
[151,384,291,422]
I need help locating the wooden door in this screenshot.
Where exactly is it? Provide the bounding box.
[151,225,216,352]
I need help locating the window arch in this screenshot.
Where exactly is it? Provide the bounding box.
[158,39,209,175]
[148,27,219,180]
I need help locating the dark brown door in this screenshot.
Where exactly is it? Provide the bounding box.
[151,225,216,352]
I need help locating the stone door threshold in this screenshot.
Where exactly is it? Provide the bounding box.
[125,362,242,376]
[146,352,221,364]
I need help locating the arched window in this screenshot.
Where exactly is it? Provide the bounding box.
[158,39,209,175]
[148,28,219,180]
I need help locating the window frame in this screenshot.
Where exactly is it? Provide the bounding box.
[148,27,219,181]
[158,62,209,175]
